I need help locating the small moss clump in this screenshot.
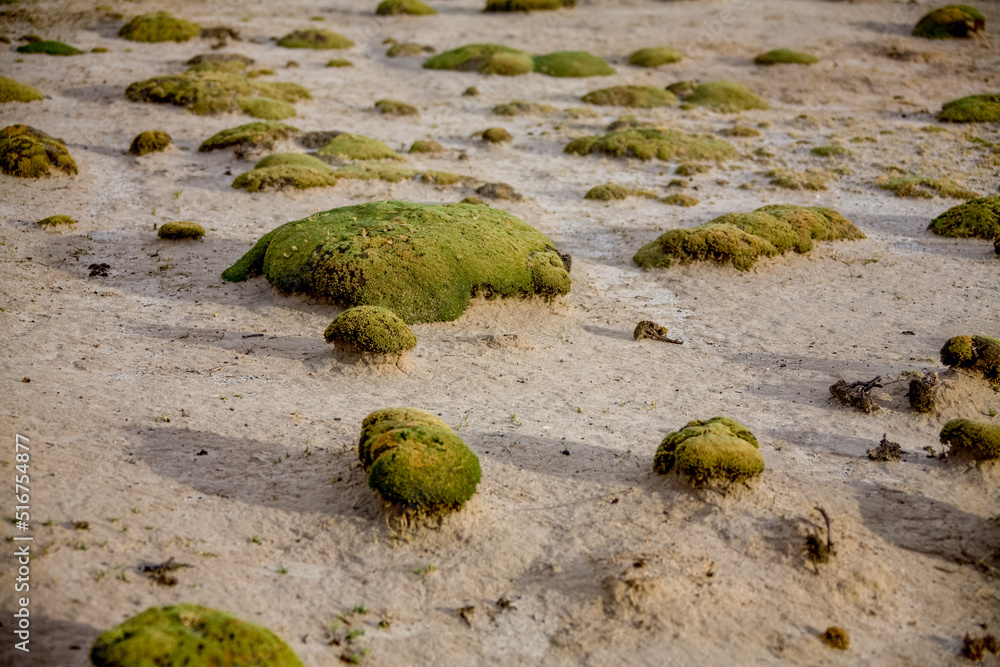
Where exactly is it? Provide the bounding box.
[277,29,353,49]
[629,47,682,68]
[582,85,677,109]
[819,627,850,651]
[0,125,77,178]
[423,43,525,72]
[634,204,864,271]
[482,127,513,143]
[317,133,398,160]
[811,145,847,157]
[876,172,978,199]
[566,129,736,162]
[912,5,985,39]
[940,335,1000,383]
[478,51,535,76]
[484,0,576,11]
[662,193,699,207]
[409,140,443,153]
[584,183,656,201]
[532,51,614,78]
[928,196,1000,239]
[333,162,417,183]
[221,200,570,323]
[118,12,200,42]
[375,99,419,117]
[376,0,437,16]
[681,81,769,112]
[768,168,828,191]
[939,418,1000,460]
[654,417,763,487]
[158,221,205,240]
[492,100,556,116]
[232,153,339,192]
[15,40,83,56]
[420,170,463,186]
[37,215,75,227]
[238,96,296,120]
[386,42,434,57]
[675,162,709,176]
[90,603,303,667]
[938,94,1000,123]
[199,122,300,154]
[324,306,417,356]
[754,49,819,65]
[125,69,310,116]
[727,125,760,138]
[359,408,481,515]
[0,76,44,102]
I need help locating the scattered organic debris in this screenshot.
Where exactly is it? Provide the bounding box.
[907,372,938,413]
[88,263,110,277]
[829,376,885,413]
[804,506,834,572]
[633,321,682,344]
[961,633,998,661]
[140,557,191,586]
[939,419,1000,460]
[912,5,984,39]
[819,626,850,650]
[867,434,903,461]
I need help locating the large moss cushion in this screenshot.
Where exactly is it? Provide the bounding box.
[221,200,571,323]
[90,603,303,667]
[0,124,77,178]
[939,419,1000,460]
[654,416,764,486]
[928,196,1000,239]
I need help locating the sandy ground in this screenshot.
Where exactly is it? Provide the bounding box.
[1,0,999,664]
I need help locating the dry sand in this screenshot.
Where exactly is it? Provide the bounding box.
[1,0,999,665]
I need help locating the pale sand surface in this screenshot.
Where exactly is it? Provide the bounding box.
[1,0,999,665]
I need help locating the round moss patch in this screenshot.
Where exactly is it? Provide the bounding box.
[125,69,310,116]
[423,43,526,72]
[754,48,819,65]
[375,99,419,116]
[15,40,83,55]
[324,306,417,355]
[129,130,172,156]
[377,0,437,15]
[158,221,205,240]
[939,418,1000,460]
[482,127,512,143]
[532,51,614,77]
[118,12,201,43]
[629,47,682,68]
[37,214,75,227]
[409,140,443,154]
[928,196,1000,239]
[317,133,398,160]
[478,51,534,76]
[654,417,763,486]
[940,334,1000,383]
[681,81,769,112]
[277,29,353,49]
[198,122,300,153]
[913,5,985,39]
[0,124,77,178]
[0,76,43,103]
[238,96,296,120]
[938,94,1000,123]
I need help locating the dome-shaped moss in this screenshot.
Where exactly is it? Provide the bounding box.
[37,214,75,227]
[754,49,819,65]
[118,12,201,43]
[90,603,303,667]
[198,122,300,153]
[129,130,172,156]
[423,43,526,72]
[565,128,736,162]
[377,0,438,15]
[232,153,338,192]
[938,94,1000,123]
[158,221,205,239]
[532,51,614,77]
[0,76,44,102]
[929,196,1000,239]
[681,81,769,112]
[482,127,512,143]
[939,418,1000,460]
[0,125,77,178]
[940,335,1000,383]
[125,69,310,116]
[324,306,417,356]
[15,40,83,55]
[654,417,763,486]
[629,47,682,68]
[276,29,353,49]
[478,51,534,75]
[317,133,398,160]
[238,96,296,120]
[913,5,984,39]
[582,85,677,108]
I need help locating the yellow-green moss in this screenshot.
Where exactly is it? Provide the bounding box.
[768,168,828,190]
[326,58,353,67]
[90,603,302,667]
[492,100,556,116]
[940,335,1000,383]
[754,49,819,65]
[629,47,682,67]
[938,94,1000,123]
[221,200,570,323]
[333,162,417,182]
[324,306,417,354]
[820,627,850,651]
[0,76,43,102]
[237,96,296,120]
[634,204,864,271]
[662,193,699,207]
[928,196,1000,239]
[359,408,481,514]
[317,133,398,160]
[423,43,524,71]
[375,99,419,116]
[582,85,677,108]
[939,418,1000,460]
[584,183,656,201]
[681,81,769,112]
[484,0,575,11]
[199,122,300,153]
[876,172,978,199]
[409,139,443,153]
[15,40,83,55]
[478,51,535,75]
[158,221,205,239]
[277,29,353,49]
[811,145,847,157]
[125,69,310,116]
[376,0,437,16]
[727,125,760,137]
[420,170,463,186]
[233,154,338,192]
[565,129,736,162]
[0,125,77,178]
[675,162,709,176]
[654,417,763,487]
[118,12,200,43]
[129,130,172,156]
[37,214,75,227]
[188,53,255,68]
[482,127,513,144]
[532,51,614,77]
[386,42,434,57]
[913,5,984,39]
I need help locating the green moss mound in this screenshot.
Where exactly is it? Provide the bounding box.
[565,128,736,162]
[938,94,1000,123]
[478,51,534,75]
[324,306,417,355]
[118,12,200,43]
[129,130,172,156]
[37,214,75,227]
[125,69,310,116]
[939,419,1000,460]
[359,408,481,513]
[277,29,353,49]
[584,183,655,201]
[238,96,296,120]
[0,125,77,178]
[158,221,205,240]
[940,335,1000,383]
[199,122,300,153]
[15,40,82,56]
[876,172,978,199]
[662,193,699,207]
[326,58,353,67]
[317,133,398,160]
[221,200,570,323]
[634,204,864,271]
[582,85,677,108]
[811,145,847,157]
[0,76,43,102]
[420,170,463,185]
[532,51,614,78]
[754,49,819,65]
[485,0,575,10]
[768,168,828,191]
[728,125,760,137]
[332,162,416,182]
[386,42,434,57]
[820,627,851,651]
[681,81,769,112]
[90,603,303,667]
[375,99,419,116]
[493,100,556,116]
[409,139,443,153]
[376,0,437,15]
[423,43,525,72]
[233,153,338,192]
[928,196,1000,239]
[913,5,984,39]
[482,127,512,143]
[629,47,682,68]
[654,417,763,486]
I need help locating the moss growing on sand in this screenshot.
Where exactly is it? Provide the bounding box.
[681,81,769,112]
[420,170,463,186]
[118,12,200,42]
[492,100,556,116]
[423,43,524,71]
[820,627,850,651]
[37,214,75,227]
[324,306,417,355]
[584,183,656,201]
[317,133,398,160]
[727,125,760,137]
[387,42,435,57]
[238,96,296,120]
[811,145,847,157]
[0,76,43,102]
[484,0,576,11]
[376,0,437,16]
[768,168,828,190]
[629,47,682,67]
[662,193,699,207]
[158,221,205,239]
[199,122,300,153]
[409,139,443,153]
[0,125,77,178]
[333,162,417,182]
[675,162,709,176]
[326,58,353,67]
[939,418,1000,460]
[359,407,481,514]
[15,40,83,56]
[532,51,614,77]
[876,172,978,199]
[912,5,984,39]
[482,127,513,144]
[221,200,570,323]
[129,130,172,156]
[928,196,1000,239]
[125,69,310,116]
[90,603,303,667]
[478,51,535,75]
[654,417,763,486]
[582,85,677,108]
[565,129,736,162]
[938,94,1000,123]
[188,53,255,68]
[375,99,419,116]
[634,204,864,271]
[940,335,1000,383]
[277,29,353,49]
[476,182,523,201]
[754,49,819,65]
[232,153,339,192]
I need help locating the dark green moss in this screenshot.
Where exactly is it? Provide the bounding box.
[820,627,850,651]
[376,0,437,15]
[317,133,398,160]
[654,417,763,487]
[221,200,570,323]
[90,603,303,667]
[912,5,984,39]
[939,418,1000,460]
[582,85,677,109]
[681,81,769,112]
[938,94,1000,123]
[532,51,614,77]
[565,129,736,162]
[277,29,353,49]
[484,0,575,11]
[940,335,1000,383]
[634,204,864,271]
[232,153,338,192]
[482,127,513,143]
[0,125,77,178]
[37,214,75,227]
[629,47,682,67]
[199,122,300,153]
[475,182,522,201]
[15,40,82,55]
[0,76,43,102]
[125,70,310,116]
[928,196,1000,239]
[754,49,819,65]
[129,130,172,156]
[375,99,419,116]
[423,43,524,71]
[324,306,417,355]
[119,12,200,42]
